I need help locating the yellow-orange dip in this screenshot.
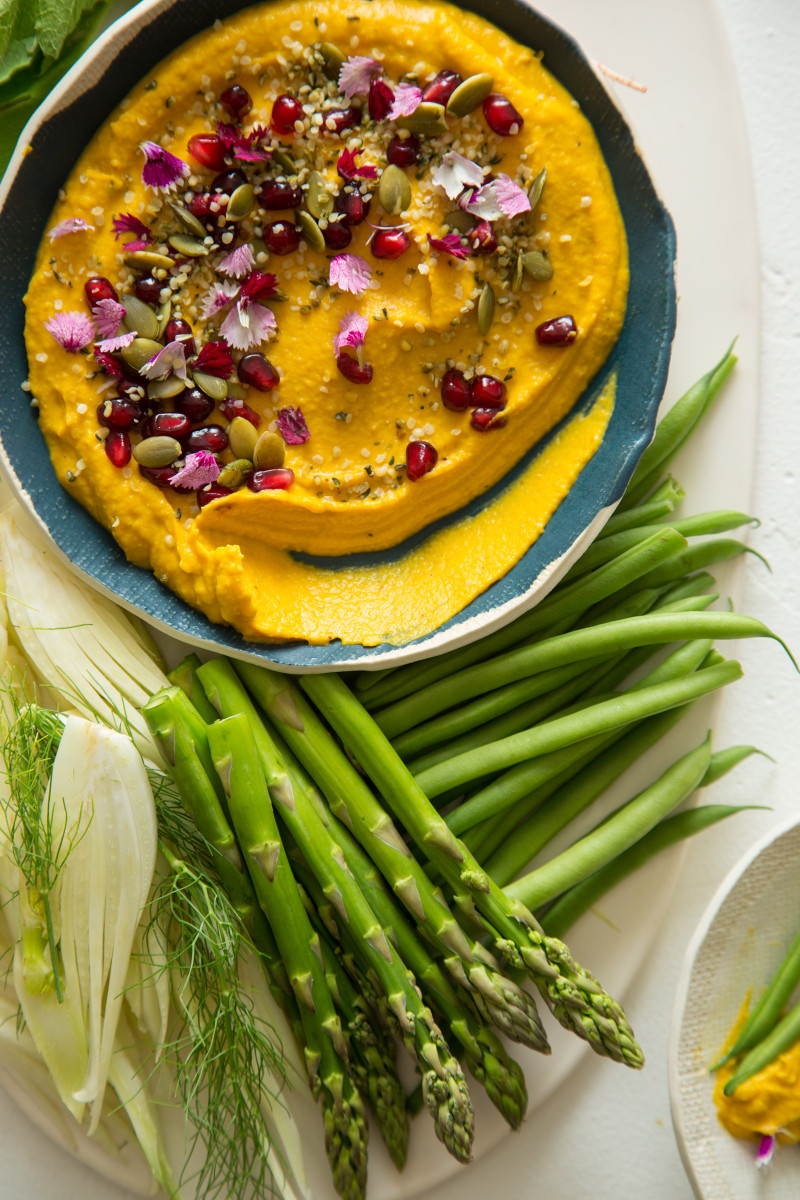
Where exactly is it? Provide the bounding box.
[24,0,628,643]
[714,999,800,1144]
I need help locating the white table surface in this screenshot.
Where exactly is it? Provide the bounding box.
[1,1,798,1198]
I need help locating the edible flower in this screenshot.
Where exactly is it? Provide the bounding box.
[45,311,94,353]
[96,330,136,353]
[464,174,531,220]
[337,148,378,181]
[47,217,93,242]
[168,450,220,489]
[191,340,235,379]
[338,55,383,98]
[218,243,255,277]
[333,311,369,356]
[276,407,310,445]
[427,232,470,260]
[329,253,372,294]
[756,1135,776,1169]
[140,339,188,381]
[202,280,240,319]
[111,213,152,251]
[215,120,271,162]
[368,77,394,121]
[432,151,484,201]
[219,270,279,350]
[388,83,422,120]
[139,141,190,190]
[91,299,127,340]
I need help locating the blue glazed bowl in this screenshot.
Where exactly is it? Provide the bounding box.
[0,0,675,671]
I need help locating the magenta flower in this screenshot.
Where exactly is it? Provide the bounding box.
[756,1135,776,1169]
[432,151,484,201]
[111,212,152,252]
[96,331,137,353]
[465,175,531,220]
[277,407,310,445]
[191,340,235,379]
[333,311,369,356]
[45,311,95,353]
[215,120,270,162]
[47,217,93,242]
[427,232,470,260]
[201,280,240,319]
[218,243,255,277]
[329,253,372,294]
[338,55,383,98]
[168,450,220,489]
[140,141,190,190]
[92,298,127,339]
[388,83,422,120]
[337,147,378,181]
[140,339,188,380]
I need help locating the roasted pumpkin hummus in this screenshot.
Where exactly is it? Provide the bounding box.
[24,0,628,644]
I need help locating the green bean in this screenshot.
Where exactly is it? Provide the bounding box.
[654,572,717,605]
[505,736,712,911]
[724,999,800,1094]
[363,528,688,711]
[381,609,780,742]
[618,345,737,511]
[716,920,800,1071]
[541,804,762,938]
[598,480,683,538]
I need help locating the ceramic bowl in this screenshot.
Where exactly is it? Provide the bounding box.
[0,0,675,671]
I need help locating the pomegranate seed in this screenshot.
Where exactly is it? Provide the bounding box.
[188,133,229,172]
[336,353,373,384]
[371,227,411,260]
[97,398,140,430]
[368,77,393,121]
[238,353,279,392]
[260,180,303,209]
[335,189,370,226]
[471,374,506,409]
[188,192,215,219]
[184,425,229,454]
[482,93,524,137]
[138,464,187,490]
[248,468,295,492]
[117,376,146,399]
[440,368,472,411]
[323,218,353,250]
[104,431,132,467]
[212,169,247,195]
[142,412,191,440]
[421,69,462,106]
[386,134,420,168]
[536,315,578,346]
[221,398,261,425]
[406,440,437,480]
[263,220,301,255]
[220,84,252,119]
[322,106,361,136]
[164,318,192,342]
[84,276,118,306]
[176,387,215,424]
[271,94,304,135]
[466,220,497,256]
[134,275,162,304]
[197,482,234,506]
[471,407,506,431]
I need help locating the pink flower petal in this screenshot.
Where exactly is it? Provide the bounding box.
[333,311,369,355]
[45,311,95,353]
[96,331,137,353]
[337,147,378,181]
[140,339,188,380]
[47,217,93,242]
[140,141,190,190]
[112,213,152,244]
[169,450,220,489]
[338,55,383,98]
[277,406,310,445]
[465,175,531,220]
[202,281,240,319]
[388,83,422,120]
[218,243,256,278]
[432,151,484,201]
[191,340,235,379]
[427,232,470,260]
[756,1135,776,1169]
[220,301,276,351]
[92,298,127,339]
[329,253,372,294]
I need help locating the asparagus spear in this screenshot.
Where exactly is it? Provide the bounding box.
[300,673,644,1069]
[206,714,368,1200]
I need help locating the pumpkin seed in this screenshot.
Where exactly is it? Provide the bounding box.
[446,208,473,234]
[378,164,412,214]
[228,416,259,460]
[226,380,247,401]
[317,41,345,79]
[168,233,210,257]
[272,148,296,174]
[446,72,493,118]
[528,167,546,212]
[397,101,448,135]
[155,297,172,338]
[120,294,159,340]
[306,170,333,219]
[226,183,255,221]
[522,250,554,281]
[217,458,254,488]
[477,281,495,336]
[120,337,164,371]
[192,370,228,402]
[124,249,175,272]
[253,431,286,471]
[511,251,524,293]
[296,209,325,254]
[133,436,182,468]
[167,201,207,239]
[250,237,269,263]
[147,375,186,401]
